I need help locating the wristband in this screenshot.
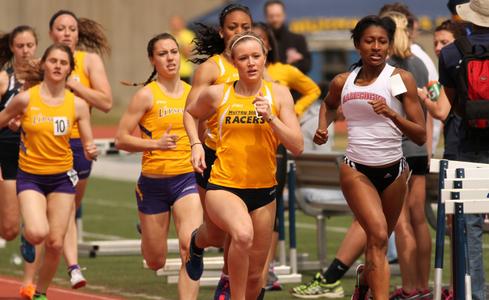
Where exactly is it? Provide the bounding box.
[191,142,202,148]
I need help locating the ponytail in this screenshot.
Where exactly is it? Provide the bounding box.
[190,23,225,64]
[78,18,111,56]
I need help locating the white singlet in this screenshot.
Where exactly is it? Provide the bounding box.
[341,63,404,166]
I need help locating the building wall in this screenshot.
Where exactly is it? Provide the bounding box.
[0,0,224,110]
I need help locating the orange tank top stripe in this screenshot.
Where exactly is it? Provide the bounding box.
[209,80,279,188]
[139,81,193,176]
[19,84,75,174]
[205,54,239,150]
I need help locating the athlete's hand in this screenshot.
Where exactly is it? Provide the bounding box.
[84,143,99,161]
[368,99,396,119]
[191,143,206,174]
[7,115,21,131]
[253,92,272,120]
[313,128,328,145]
[155,125,178,150]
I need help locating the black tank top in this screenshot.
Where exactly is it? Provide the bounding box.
[0,67,22,143]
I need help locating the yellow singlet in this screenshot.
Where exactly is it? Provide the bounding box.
[19,84,75,174]
[209,80,279,188]
[205,54,239,150]
[139,81,193,176]
[70,50,91,139]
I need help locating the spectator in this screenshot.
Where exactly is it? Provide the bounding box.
[438,1,489,299]
[169,15,195,83]
[264,0,311,74]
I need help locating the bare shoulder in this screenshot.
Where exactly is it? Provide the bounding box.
[0,71,9,95]
[192,59,220,86]
[84,51,104,65]
[204,83,225,100]
[330,72,350,90]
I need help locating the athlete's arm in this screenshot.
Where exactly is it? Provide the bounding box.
[185,84,222,173]
[75,97,98,161]
[183,59,219,145]
[0,71,8,97]
[0,90,28,128]
[258,84,303,156]
[369,69,426,146]
[67,52,112,113]
[114,87,178,152]
[287,66,321,117]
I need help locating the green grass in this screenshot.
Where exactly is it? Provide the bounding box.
[1,176,489,299]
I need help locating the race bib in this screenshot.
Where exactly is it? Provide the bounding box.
[53,117,68,136]
[67,169,79,187]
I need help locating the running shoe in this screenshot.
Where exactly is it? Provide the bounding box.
[20,234,35,263]
[69,266,87,289]
[441,288,453,300]
[389,288,419,300]
[19,283,36,300]
[32,293,47,300]
[351,264,370,300]
[213,275,230,300]
[185,229,204,281]
[290,272,344,298]
[265,269,282,291]
[417,288,433,299]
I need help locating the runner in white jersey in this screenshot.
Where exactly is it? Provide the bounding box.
[313,15,425,300]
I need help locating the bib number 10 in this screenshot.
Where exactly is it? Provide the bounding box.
[53,117,69,136]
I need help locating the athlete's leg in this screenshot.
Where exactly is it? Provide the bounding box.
[248,200,275,299]
[334,219,366,267]
[407,175,430,290]
[19,191,49,245]
[36,192,74,293]
[394,192,417,293]
[0,179,20,240]
[340,163,407,300]
[63,178,88,268]
[196,185,226,248]
[173,193,203,300]
[204,189,253,300]
[139,210,171,271]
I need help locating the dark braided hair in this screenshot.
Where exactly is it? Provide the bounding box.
[190,3,252,64]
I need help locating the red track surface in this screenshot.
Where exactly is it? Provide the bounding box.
[0,276,123,299]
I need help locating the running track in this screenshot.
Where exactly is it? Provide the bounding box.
[0,276,123,300]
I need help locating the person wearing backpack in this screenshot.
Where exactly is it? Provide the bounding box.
[438,1,489,299]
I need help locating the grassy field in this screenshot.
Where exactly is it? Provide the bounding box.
[1,176,488,299]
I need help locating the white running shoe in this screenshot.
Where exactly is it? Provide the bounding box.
[69,267,87,289]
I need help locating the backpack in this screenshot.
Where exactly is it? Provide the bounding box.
[454,36,489,128]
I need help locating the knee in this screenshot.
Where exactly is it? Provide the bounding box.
[45,237,64,254]
[247,271,263,288]
[231,228,253,252]
[24,227,48,245]
[145,256,165,271]
[367,227,388,252]
[1,225,19,241]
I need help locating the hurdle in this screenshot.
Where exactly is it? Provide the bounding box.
[431,159,489,300]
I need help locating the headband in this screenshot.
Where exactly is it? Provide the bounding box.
[230,35,264,51]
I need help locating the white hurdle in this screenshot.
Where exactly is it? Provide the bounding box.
[431,159,489,300]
